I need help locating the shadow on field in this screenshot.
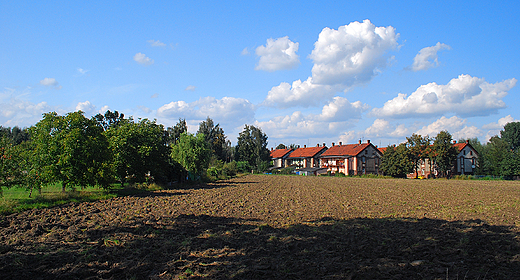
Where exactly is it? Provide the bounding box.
[1,215,519,279]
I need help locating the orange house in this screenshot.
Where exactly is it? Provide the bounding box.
[320,140,382,175]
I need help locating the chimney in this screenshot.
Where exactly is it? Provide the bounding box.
[271,147,273,151]
[304,145,307,148]
[323,143,326,147]
[339,142,342,146]
[332,142,335,146]
[466,140,469,144]
[367,140,370,144]
[317,144,320,147]
[359,140,362,144]
[453,141,456,144]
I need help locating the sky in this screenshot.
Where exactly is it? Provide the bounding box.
[1,0,519,148]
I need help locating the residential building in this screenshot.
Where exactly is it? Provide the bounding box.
[320,140,382,175]
[269,148,293,169]
[286,144,328,169]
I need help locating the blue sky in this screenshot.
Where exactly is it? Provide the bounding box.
[1,1,519,147]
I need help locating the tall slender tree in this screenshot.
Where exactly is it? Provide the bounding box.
[235,125,270,172]
[433,131,458,177]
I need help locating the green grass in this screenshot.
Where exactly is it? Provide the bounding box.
[0,183,117,215]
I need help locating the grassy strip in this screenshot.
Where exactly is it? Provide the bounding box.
[0,184,117,215]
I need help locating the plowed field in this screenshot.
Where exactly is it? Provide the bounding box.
[1,175,519,279]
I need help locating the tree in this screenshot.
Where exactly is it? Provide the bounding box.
[380,143,413,178]
[500,150,520,178]
[235,125,270,172]
[500,122,520,151]
[29,111,113,192]
[432,131,458,177]
[93,110,126,131]
[275,143,287,150]
[166,118,187,146]
[171,133,211,180]
[406,134,430,178]
[197,117,232,162]
[485,136,510,176]
[106,118,171,185]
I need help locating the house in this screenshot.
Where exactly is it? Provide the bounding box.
[453,140,478,175]
[286,144,328,169]
[403,140,479,178]
[320,140,382,175]
[269,148,293,169]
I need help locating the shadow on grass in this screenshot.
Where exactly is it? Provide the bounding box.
[1,215,518,279]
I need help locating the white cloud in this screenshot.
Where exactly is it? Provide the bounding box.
[133,52,154,65]
[482,115,520,141]
[75,101,95,114]
[256,97,367,139]
[241,47,250,56]
[0,88,58,127]
[147,40,166,47]
[363,118,409,139]
[185,85,196,91]
[40,77,58,86]
[157,97,255,128]
[415,116,481,140]
[77,68,89,75]
[372,75,517,118]
[263,20,399,108]
[255,36,300,72]
[410,42,451,71]
[310,19,399,86]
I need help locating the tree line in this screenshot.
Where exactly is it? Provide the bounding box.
[379,122,520,179]
[0,110,271,193]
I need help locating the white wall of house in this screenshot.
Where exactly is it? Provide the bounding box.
[457,146,478,175]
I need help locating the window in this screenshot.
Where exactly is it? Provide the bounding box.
[470,151,473,156]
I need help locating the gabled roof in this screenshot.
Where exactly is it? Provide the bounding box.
[453,142,478,155]
[378,147,387,154]
[270,148,293,159]
[287,146,327,158]
[320,143,378,157]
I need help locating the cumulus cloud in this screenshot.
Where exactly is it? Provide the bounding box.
[263,20,399,108]
[157,97,255,128]
[372,75,517,118]
[75,101,95,114]
[363,119,410,139]
[0,88,57,127]
[147,40,166,47]
[241,47,250,56]
[133,52,154,65]
[255,36,300,72]
[256,97,367,139]
[40,78,62,89]
[415,116,481,140]
[410,42,451,71]
[482,115,520,141]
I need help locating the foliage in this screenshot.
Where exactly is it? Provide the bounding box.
[500,121,520,151]
[483,136,510,176]
[236,161,252,173]
[380,143,413,178]
[406,134,430,179]
[105,118,171,185]
[500,150,520,177]
[197,117,232,162]
[166,118,187,146]
[92,110,126,131]
[29,111,113,192]
[235,125,271,172]
[171,133,211,180]
[433,131,458,177]
[275,143,287,149]
[0,126,30,144]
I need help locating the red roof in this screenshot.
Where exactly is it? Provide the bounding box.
[287,146,327,158]
[453,142,467,151]
[320,143,372,157]
[270,148,292,159]
[378,147,387,154]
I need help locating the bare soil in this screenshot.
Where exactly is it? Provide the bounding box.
[1,175,519,279]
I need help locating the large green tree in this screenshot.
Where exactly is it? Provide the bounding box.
[380,143,413,178]
[197,117,232,162]
[500,122,520,151]
[106,118,171,185]
[406,134,430,178]
[171,132,211,180]
[235,125,270,172]
[433,131,459,177]
[166,118,188,146]
[29,111,113,192]
[485,136,510,176]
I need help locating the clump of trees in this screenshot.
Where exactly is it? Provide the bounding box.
[380,123,520,179]
[0,110,272,194]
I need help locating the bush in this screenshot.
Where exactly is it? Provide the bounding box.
[236,161,252,174]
